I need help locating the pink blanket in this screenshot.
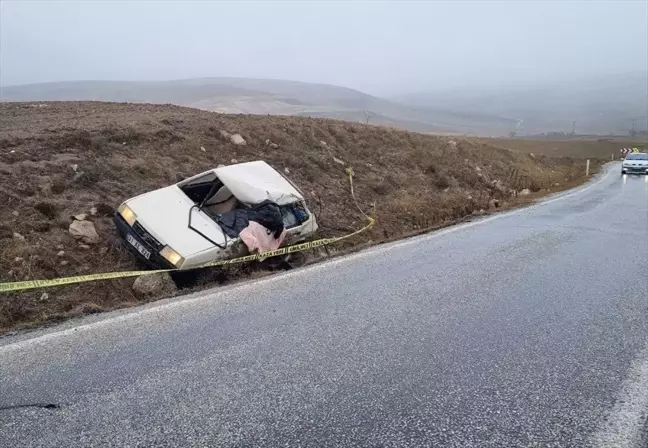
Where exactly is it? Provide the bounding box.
[239,221,286,254]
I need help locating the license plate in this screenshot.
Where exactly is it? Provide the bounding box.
[126,233,151,259]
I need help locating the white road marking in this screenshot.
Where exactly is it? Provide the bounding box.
[0,164,617,354]
[590,343,648,448]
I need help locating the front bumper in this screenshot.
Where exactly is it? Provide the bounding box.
[113,213,175,270]
[621,166,648,174]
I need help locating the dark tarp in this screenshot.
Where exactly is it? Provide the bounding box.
[216,200,284,239]
[247,200,283,238]
[217,209,249,238]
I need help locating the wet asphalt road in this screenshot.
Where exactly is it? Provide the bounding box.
[1,165,647,447]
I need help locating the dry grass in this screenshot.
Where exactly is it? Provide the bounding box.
[0,101,601,332]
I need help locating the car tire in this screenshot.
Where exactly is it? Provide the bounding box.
[170,269,201,287]
[283,252,307,269]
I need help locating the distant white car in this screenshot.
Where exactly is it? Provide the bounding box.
[114,161,318,270]
[621,153,648,175]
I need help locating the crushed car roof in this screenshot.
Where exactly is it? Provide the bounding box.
[215,161,304,205]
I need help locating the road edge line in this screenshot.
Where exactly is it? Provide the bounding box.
[590,343,648,448]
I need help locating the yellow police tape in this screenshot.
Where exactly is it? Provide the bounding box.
[0,217,375,294]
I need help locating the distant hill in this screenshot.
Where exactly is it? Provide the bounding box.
[11,74,643,136]
[0,78,516,136]
[393,72,648,136]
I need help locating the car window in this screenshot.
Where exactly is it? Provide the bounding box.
[626,154,648,160]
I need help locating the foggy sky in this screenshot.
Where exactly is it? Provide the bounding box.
[1,1,647,95]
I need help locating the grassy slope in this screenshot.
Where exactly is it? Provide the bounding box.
[0,102,602,332]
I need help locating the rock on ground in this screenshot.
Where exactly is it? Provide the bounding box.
[230,134,246,146]
[265,139,279,149]
[519,188,531,196]
[69,220,99,244]
[132,273,177,298]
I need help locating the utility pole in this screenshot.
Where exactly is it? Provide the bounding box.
[631,119,637,138]
[571,121,576,137]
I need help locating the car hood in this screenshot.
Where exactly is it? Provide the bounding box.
[215,161,303,205]
[127,186,227,257]
[623,160,648,165]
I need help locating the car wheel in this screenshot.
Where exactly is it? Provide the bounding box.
[283,252,307,269]
[170,269,201,287]
[170,268,227,287]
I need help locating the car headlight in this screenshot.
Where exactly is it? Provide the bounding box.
[160,246,184,268]
[118,204,137,226]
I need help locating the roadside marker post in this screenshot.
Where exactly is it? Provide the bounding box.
[586,159,590,176]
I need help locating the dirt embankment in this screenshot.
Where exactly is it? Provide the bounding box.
[0,102,602,332]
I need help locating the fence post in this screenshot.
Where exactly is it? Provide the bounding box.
[586,159,590,176]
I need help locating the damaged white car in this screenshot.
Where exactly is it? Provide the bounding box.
[114,161,318,270]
